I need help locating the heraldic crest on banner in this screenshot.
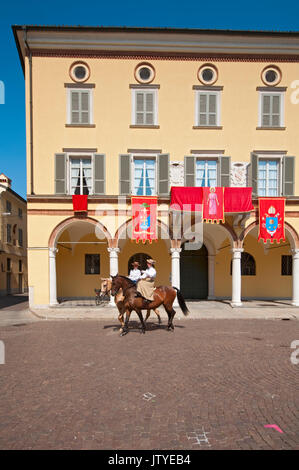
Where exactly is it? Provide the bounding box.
[258,198,286,244]
[131,196,158,243]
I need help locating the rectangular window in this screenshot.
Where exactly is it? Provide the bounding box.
[18,229,23,247]
[132,89,157,126]
[6,200,12,214]
[259,92,283,127]
[258,159,280,196]
[68,89,92,125]
[195,159,218,187]
[7,258,11,272]
[6,224,11,243]
[70,157,92,195]
[85,254,100,275]
[19,260,22,272]
[196,91,220,126]
[133,158,156,195]
[18,208,23,218]
[281,255,292,275]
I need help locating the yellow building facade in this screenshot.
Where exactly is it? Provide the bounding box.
[0,173,28,296]
[13,25,299,307]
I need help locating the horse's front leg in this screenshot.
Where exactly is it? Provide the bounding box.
[135,309,146,334]
[120,309,131,336]
[118,311,125,333]
[144,310,150,323]
[154,308,162,324]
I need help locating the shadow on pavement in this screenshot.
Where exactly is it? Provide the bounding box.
[0,294,29,310]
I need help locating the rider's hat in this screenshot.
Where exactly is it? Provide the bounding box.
[146,258,156,265]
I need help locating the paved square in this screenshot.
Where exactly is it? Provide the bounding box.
[0,318,298,449]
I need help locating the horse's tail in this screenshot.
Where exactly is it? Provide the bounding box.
[173,287,190,316]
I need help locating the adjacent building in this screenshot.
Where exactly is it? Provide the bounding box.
[13,25,299,307]
[0,173,28,296]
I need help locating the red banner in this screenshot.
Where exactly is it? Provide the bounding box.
[131,196,158,243]
[202,187,225,223]
[171,187,253,213]
[258,198,285,244]
[72,195,88,212]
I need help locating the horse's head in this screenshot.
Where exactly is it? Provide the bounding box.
[111,274,122,296]
[99,277,112,299]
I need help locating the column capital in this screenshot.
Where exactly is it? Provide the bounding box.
[231,248,244,253]
[49,247,58,257]
[107,247,120,254]
[291,248,299,258]
[170,247,182,255]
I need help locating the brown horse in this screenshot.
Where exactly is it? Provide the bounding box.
[99,278,162,334]
[110,274,189,336]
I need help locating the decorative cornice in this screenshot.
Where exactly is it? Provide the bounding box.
[30,50,299,63]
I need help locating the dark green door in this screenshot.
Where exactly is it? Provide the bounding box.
[180,244,208,299]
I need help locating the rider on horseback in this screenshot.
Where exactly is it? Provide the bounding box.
[136,258,156,301]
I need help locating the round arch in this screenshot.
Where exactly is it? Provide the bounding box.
[48,216,112,248]
[114,217,173,248]
[240,219,299,250]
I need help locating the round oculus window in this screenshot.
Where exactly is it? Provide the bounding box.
[198,64,218,85]
[69,62,90,83]
[135,63,155,84]
[261,66,281,86]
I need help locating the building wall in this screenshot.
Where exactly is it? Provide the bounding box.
[26,56,299,196]
[20,41,299,306]
[0,189,28,296]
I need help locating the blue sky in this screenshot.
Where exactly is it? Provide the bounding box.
[0,0,299,199]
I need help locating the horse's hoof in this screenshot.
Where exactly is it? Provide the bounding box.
[120,330,128,336]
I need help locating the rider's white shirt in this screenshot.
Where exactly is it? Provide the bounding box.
[128,269,141,281]
[141,267,156,280]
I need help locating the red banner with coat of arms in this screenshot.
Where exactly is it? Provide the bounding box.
[131,196,158,243]
[258,198,286,244]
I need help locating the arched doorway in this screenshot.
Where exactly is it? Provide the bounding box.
[180,244,208,299]
[127,253,151,274]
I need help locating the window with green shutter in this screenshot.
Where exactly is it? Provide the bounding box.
[259,92,284,128]
[132,89,157,126]
[69,89,92,125]
[196,91,220,127]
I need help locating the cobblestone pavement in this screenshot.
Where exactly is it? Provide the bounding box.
[0,318,298,450]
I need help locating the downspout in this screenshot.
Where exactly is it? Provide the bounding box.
[23,26,34,195]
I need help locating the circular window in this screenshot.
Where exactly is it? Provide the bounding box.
[134,63,155,84]
[69,62,90,83]
[261,66,281,86]
[198,64,218,85]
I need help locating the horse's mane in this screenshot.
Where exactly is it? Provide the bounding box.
[116,275,136,288]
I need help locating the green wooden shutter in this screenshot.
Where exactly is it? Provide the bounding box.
[184,156,195,186]
[250,153,259,197]
[158,153,169,195]
[219,156,231,187]
[119,154,131,195]
[136,92,145,125]
[283,156,295,196]
[55,153,66,194]
[94,154,105,195]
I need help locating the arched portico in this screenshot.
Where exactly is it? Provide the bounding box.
[48,217,112,306]
[240,220,299,306]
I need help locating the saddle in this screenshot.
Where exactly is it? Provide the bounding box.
[134,291,152,303]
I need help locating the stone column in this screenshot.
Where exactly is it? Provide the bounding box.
[170,247,181,307]
[231,248,243,307]
[108,247,120,306]
[207,255,216,300]
[292,249,299,307]
[49,247,58,306]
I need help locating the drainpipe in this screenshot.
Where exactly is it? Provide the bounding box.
[23,26,34,195]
